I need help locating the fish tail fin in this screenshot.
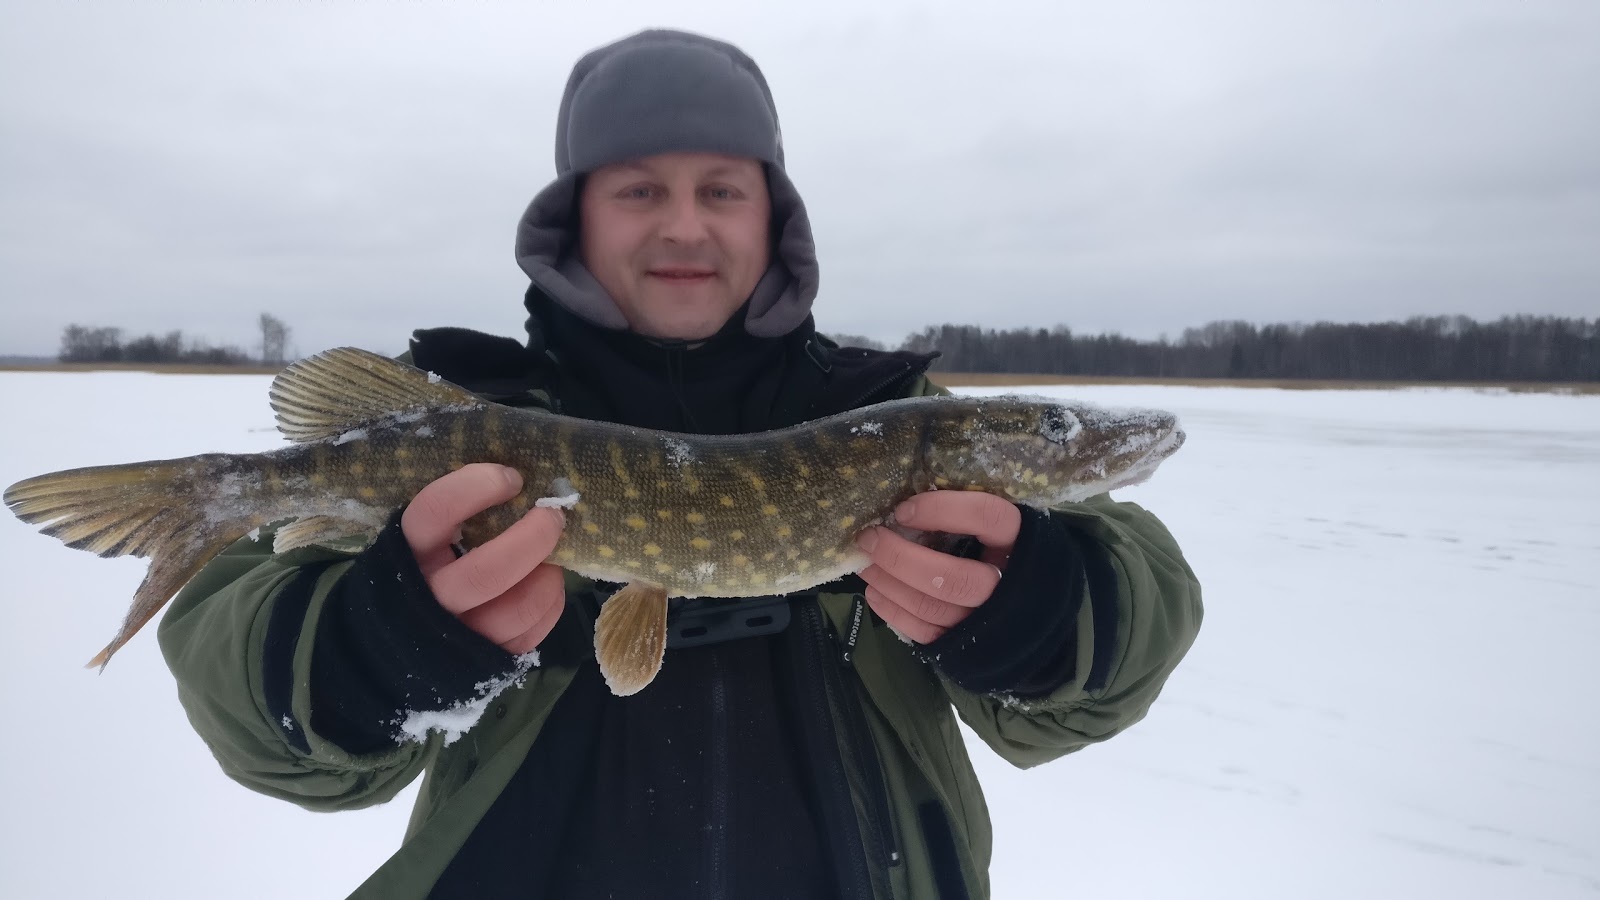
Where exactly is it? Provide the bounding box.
[4,456,262,669]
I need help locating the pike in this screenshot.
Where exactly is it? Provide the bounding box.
[4,348,1185,695]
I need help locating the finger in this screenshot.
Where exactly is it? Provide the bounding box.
[894,491,1021,555]
[858,565,973,630]
[431,506,566,615]
[403,464,525,571]
[864,587,945,645]
[459,563,566,651]
[855,528,1001,608]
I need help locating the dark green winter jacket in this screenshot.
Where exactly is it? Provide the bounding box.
[157,368,1202,900]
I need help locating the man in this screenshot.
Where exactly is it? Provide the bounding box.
[159,29,1202,900]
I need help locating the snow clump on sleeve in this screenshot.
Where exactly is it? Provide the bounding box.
[394,650,541,747]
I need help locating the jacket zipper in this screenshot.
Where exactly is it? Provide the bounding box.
[708,650,729,899]
[844,361,920,412]
[835,597,902,873]
[797,598,901,897]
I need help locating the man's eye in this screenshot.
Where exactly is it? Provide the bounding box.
[620,186,656,200]
[704,186,737,200]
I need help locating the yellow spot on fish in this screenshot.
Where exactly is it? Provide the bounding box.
[785,549,800,560]
[751,573,769,586]
[839,466,857,478]
[583,522,601,535]
[690,537,713,550]
[657,480,670,490]
[655,562,674,575]
[626,560,641,569]
[797,560,811,572]
[723,579,742,590]
[899,456,912,466]
[643,543,662,556]
[349,463,365,476]
[310,473,326,486]
[823,549,838,559]
[838,516,856,529]
[762,504,779,516]
[748,474,766,491]
[763,551,777,562]
[1033,473,1050,486]
[358,486,377,499]
[686,512,705,525]
[625,487,641,499]
[394,448,410,460]
[877,479,891,490]
[597,545,615,558]
[400,467,415,478]
[776,525,792,538]
[720,495,735,507]
[732,554,750,567]
[964,484,987,491]
[556,549,576,562]
[816,499,832,509]
[657,510,672,520]
[802,538,814,549]
[625,515,647,530]
[1022,468,1034,481]
[729,530,745,541]
[934,476,951,487]
[797,464,810,477]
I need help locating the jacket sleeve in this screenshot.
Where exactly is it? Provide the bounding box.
[156,531,445,812]
[908,376,1204,769]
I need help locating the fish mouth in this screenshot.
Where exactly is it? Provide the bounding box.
[1104,420,1186,493]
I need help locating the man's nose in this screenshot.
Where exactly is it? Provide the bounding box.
[658,193,710,244]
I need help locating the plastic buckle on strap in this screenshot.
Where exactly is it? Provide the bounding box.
[666,594,794,649]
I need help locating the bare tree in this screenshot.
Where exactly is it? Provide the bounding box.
[59,325,124,362]
[259,313,291,366]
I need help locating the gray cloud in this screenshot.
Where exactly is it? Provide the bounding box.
[2,0,1596,356]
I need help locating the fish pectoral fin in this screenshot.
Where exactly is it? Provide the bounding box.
[271,515,378,554]
[268,347,487,443]
[594,582,670,697]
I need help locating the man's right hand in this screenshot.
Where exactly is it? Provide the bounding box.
[401,463,567,655]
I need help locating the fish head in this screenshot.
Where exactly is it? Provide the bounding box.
[926,396,1186,505]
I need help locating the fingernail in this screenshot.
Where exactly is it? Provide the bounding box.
[855,528,879,553]
[896,499,917,521]
[502,467,524,491]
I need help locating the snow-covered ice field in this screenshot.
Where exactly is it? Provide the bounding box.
[1,371,1595,899]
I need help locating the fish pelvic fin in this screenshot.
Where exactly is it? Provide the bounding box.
[268,347,487,443]
[4,457,262,670]
[594,582,670,697]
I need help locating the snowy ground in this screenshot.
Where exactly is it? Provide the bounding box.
[0,372,1595,899]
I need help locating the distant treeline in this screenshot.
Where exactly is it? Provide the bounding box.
[57,314,291,366]
[859,316,1597,382]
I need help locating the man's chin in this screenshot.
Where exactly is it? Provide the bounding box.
[633,303,739,342]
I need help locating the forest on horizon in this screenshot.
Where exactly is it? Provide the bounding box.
[37,314,1600,382]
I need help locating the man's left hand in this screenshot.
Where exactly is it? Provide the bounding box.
[854,491,1021,644]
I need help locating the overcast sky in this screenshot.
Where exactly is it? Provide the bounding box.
[2,0,1595,357]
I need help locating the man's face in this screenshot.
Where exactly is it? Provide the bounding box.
[580,152,772,341]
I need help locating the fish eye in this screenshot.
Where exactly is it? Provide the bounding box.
[1040,406,1079,445]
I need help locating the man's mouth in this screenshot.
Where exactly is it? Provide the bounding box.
[648,268,716,282]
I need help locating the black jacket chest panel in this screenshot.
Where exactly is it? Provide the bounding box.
[414,316,934,900]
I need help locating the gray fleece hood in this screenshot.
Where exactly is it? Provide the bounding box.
[514,29,819,338]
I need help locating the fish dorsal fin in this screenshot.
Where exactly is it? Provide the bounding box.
[269,347,486,443]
